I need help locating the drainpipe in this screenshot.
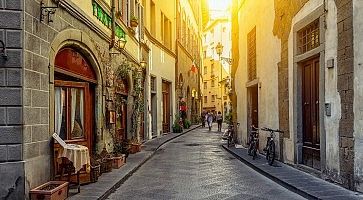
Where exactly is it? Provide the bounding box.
[110,0,116,49]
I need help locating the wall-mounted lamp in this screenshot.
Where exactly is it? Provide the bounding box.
[116,38,127,50]
[40,0,59,23]
[0,40,7,60]
[110,38,127,55]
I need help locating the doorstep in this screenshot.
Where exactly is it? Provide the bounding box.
[69,125,201,200]
[222,145,363,200]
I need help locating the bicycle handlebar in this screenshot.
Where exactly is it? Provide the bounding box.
[261,127,284,133]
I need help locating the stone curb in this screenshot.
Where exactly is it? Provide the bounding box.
[99,125,202,200]
[222,145,317,200]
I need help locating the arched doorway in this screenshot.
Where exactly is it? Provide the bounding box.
[53,47,97,182]
[115,77,129,142]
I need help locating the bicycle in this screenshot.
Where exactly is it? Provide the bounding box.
[260,127,284,165]
[248,125,259,160]
[227,122,240,147]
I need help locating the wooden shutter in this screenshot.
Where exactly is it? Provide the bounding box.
[122,0,127,22]
[139,4,145,40]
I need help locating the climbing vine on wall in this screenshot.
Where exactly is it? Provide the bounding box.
[115,61,145,142]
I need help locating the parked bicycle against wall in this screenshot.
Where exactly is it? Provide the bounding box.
[260,127,284,166]
[227,122,240,147]
[248,125,259,160]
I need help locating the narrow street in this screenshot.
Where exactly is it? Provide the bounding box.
[107,126,305,200]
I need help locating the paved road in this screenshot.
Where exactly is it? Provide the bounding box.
[107,126,306,200]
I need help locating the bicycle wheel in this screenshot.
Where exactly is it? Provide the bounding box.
[248,142,253,155]
[267,141,275,165]
[252,147,257,160]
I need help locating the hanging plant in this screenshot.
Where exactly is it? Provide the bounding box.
[115,60,131,79]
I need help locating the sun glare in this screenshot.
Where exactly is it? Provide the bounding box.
[209,0,232,18]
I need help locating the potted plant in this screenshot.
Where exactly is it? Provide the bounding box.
[130,15,138,27]
[99,148,113,173]
[183,119,191,129]
[128,137,141,154]
[112,142,126,169]
[172,114,183,133]
[90,157,101,183]
[30,181,68,200]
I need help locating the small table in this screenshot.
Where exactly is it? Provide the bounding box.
[58,144,90,193]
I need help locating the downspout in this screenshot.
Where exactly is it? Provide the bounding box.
[110,0,116,49]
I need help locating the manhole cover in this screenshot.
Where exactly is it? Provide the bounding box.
[184,143,201,146]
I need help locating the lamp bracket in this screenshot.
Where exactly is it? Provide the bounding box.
[0,40,7,60]
[220,57,233,65]
[40,0,59,23]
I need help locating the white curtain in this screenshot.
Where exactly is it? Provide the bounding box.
[55,88,63,135]
[80,89,84,130]
[71,88,77,132]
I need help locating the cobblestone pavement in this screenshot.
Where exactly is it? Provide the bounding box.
[107,126,306,200]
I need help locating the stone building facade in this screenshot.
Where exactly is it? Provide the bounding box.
[202,18,231,118]
[0,0,176,198]
[232,0,363,192]
[176,0,203,124]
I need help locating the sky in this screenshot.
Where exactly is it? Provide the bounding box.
[208,0,232,19]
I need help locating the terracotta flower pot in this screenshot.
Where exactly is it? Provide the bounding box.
[30,181,69,200]
[128,144,141,154]
[112,154,126,169]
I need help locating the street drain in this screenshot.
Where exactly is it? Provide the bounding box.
[184,143,201,146]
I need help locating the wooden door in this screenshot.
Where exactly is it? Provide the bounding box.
[116,95,128,141]
[251,86,258,127]
[162,81,171,133]
[302,57,320,170]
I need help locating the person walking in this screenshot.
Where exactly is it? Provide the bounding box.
[201,111,206,127]
[216,111,223,132]
[206,111,213,131]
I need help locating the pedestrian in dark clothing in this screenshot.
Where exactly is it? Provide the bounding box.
[217,111,223,132]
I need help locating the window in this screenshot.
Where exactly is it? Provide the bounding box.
[298,19,320,54]
[150,0,156,36]
[151,76,156,92]
[211,63,214,74]
[211,80,215,87]
[212,95,216,102]
[247,27,256,81]
[204,96,207,103]
[204,51,207,58]
[204,66,207,74]
[204,82,207,89]
[160,12,172,49]
[55,86,85,140]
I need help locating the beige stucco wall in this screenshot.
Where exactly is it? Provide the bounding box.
[235,0,280,148]
[353,0,363,192]
[149,44,176,135]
